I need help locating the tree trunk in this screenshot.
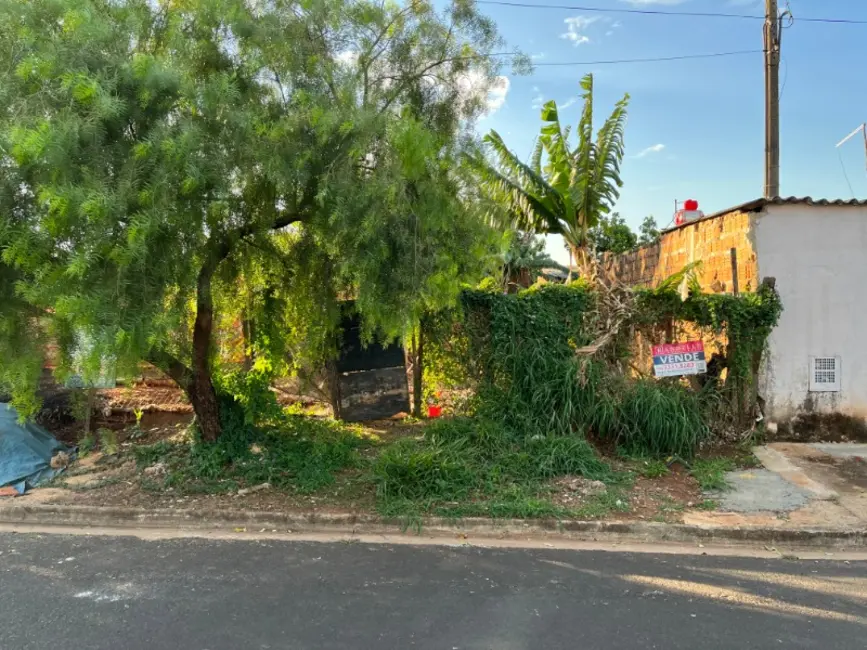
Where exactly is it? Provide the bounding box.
[188,260,222,442]
[325,357,342,420]
[569,242,599,284]
[410,326,425,418]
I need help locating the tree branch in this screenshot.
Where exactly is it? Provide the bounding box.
[146,349,192,390]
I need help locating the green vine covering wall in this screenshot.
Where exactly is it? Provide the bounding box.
[634,281,783,424]
[425,280,783,456]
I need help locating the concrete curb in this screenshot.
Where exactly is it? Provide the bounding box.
[0,504,865,549]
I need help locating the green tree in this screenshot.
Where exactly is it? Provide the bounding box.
[638,215,661,246]
[0,0,518,438]
[588,212,637,254]
[472,74,628,272]
[501,232,562,290]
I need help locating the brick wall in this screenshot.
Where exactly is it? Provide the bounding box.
[601,210,758,293]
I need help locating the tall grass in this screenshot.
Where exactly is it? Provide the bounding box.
[615,380,710,458]
[371,416,616,516]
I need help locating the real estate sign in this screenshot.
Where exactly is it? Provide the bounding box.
[652,341,707,378]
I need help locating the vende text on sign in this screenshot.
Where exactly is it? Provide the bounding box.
[651,341,707,378]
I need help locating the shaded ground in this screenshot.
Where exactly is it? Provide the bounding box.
[2,533,866,649]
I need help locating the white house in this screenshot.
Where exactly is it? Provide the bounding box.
[602,196,867,429]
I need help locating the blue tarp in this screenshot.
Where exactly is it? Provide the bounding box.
[0,403,72,494]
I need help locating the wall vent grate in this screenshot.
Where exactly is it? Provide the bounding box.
[809,357,841,392]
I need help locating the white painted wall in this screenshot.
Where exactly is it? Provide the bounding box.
[752,203,867,421]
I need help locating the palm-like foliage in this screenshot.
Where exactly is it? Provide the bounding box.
[501,231,563,290]
[472,74,628,268]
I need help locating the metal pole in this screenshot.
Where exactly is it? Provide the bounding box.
[764,0,780,198]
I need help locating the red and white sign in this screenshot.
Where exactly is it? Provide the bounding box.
[652,341,707,378]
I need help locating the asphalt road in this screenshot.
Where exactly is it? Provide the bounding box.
[1,533,866,649]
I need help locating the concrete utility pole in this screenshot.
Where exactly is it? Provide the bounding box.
[764,0,781,198]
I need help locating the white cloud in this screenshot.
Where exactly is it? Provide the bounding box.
[486,76,510,114]
[559,97,578,109]
[635,144,665,158]
[531,94,545,110]
[560,16,599,46]
[456,71,510,116]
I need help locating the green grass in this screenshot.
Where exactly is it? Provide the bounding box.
[637,459,670,479]
[695,499,719,511]
[690,458,736,491]
[371,416,621,519]
[615,380,710,459]
[132,415,365,496]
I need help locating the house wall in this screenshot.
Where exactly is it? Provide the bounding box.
[601,210,758,292]
[752,204,867,422]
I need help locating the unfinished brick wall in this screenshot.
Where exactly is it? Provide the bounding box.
[601,210,758,293]
[601,210,759,377]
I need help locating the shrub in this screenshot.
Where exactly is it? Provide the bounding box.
[615,380,709,458]
[134,411,362,495]
[372,437,477,501]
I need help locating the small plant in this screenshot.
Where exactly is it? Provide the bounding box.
[639,459,670,479]
[696,499,719,511]
[78,432,96,456]
[690,458,736,491]
[98,427,118,455]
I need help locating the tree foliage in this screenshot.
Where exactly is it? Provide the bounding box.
[638,215,661,247]
[589,212,636,255]
[589,213,661,254]
[501,231,562,290]
[471,74,628,265]
[0,0,519,436]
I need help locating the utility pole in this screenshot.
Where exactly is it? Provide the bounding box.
[764,0,781,198]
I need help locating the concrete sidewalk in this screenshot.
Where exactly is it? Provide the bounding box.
[686,443,867,533]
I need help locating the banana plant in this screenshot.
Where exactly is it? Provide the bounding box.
[472,74,629,273]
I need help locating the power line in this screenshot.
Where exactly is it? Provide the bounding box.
[838,149,856,198]
[475,1,867,25]
[527,50,760,67]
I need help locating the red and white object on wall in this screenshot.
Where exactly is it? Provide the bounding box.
[674,199,704,226]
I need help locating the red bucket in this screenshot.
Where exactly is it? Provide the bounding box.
[427,405,442,419]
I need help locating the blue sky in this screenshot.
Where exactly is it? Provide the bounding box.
[470,0,867,264]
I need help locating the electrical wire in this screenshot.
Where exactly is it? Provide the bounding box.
[779,57,788,101]
[527,50,760,67]
[474,1,867,25]
[470,49,761,65]
[838,149,856,199]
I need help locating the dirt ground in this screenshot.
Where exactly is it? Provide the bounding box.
[20,411,714,523]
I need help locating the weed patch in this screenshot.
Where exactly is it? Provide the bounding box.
[635,459,670,479]
[690,458,736,491]
[371,416,617,517]
[133,410,365,496]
